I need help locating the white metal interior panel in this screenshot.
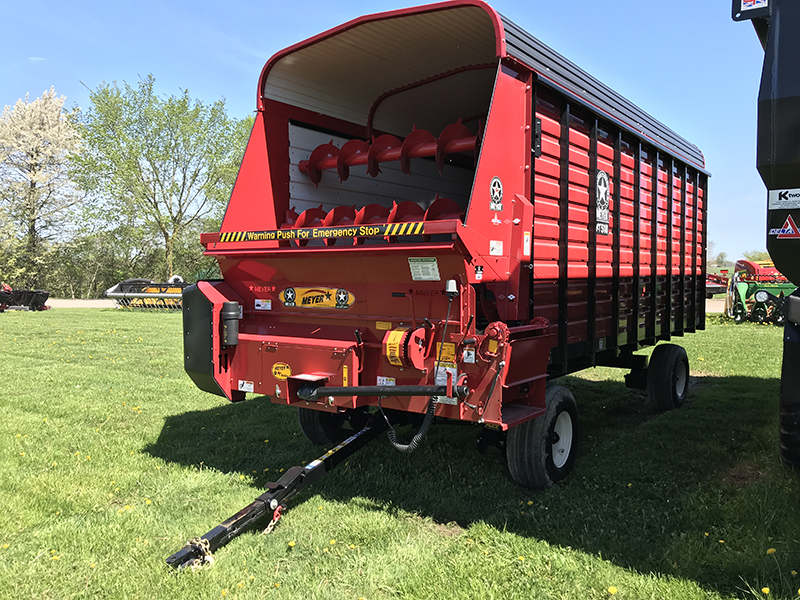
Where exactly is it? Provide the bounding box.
[371,67,496,136]
[264,5,498,127]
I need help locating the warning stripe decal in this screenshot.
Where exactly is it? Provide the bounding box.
[217,222,426,243]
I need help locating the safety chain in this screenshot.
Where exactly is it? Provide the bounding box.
[261,505,284,535]
[184,536,215,570]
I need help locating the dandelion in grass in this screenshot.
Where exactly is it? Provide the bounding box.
[791,570,797,575]
[762,587,770,594]
[330,539,336,545]
[767,548,776,555]
[608,586,618,595]
[350,544,355,549]
[288,541,296,548]
[518,556,524,561]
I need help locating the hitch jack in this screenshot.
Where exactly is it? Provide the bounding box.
[166,417,388,569]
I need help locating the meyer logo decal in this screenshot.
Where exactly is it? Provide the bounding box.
[271,363,292,380]
[279,287,355,309]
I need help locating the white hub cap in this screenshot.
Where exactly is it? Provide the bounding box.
[675,361,688,397]
[552,411,573,469]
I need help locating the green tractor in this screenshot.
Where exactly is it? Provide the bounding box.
[726,260,794,324]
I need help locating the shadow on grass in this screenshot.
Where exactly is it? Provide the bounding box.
[145,374,800,597]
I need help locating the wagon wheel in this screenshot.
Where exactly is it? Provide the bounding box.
[506,385,577,489]
[297,407,369,446]
[648,343,690,411]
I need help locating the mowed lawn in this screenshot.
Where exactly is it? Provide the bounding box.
[1,308,798,599]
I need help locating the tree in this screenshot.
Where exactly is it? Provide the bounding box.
[743,249,771,262]
[74,75,251,281]
[0,88,83,288]
[716,251,727,267]
[706,240,716,263]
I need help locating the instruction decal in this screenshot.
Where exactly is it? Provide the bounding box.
[769,188,800,210]
[489,176,503,211]
[595,170,610,235]
[433,362,459,405]
[408,257,440,281]
[254,299,272,311]
[384,328,409,367]
[218,222,425,243]
[769,215,800,239]
[279,287,355,308]
[238,380,254,393]
[436,342,457,363]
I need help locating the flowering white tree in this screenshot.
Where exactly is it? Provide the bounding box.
[0,88,83,288]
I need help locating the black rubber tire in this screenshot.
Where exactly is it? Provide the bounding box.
[297,408,350,446]
[780,403,800,468]
[751,306,768,324]
[733,302,748,324]
[506,385,578,489]
[648,343,690,411]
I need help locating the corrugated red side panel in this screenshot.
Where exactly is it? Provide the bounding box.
[531,86,706,357]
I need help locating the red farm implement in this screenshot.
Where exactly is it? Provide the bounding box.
[169,0,709,568]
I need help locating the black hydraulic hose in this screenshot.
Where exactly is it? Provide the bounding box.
[383,396,437,453]
[381,293,454,453]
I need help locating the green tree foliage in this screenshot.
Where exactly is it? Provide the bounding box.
[742,249,771,262]
[74,75,252,281]
[0,88,83,288]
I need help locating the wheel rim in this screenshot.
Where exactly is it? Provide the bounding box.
[674,361,688,397]
[551,411,573,469]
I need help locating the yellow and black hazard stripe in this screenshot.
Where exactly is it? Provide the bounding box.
[219,231,250,242]
[382,222,425,237]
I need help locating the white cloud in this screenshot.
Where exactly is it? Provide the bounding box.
[28,57,45,62]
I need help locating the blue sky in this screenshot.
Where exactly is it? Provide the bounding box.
[1,0,767,261]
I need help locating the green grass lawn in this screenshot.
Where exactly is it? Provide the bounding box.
[0,309,798,599]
